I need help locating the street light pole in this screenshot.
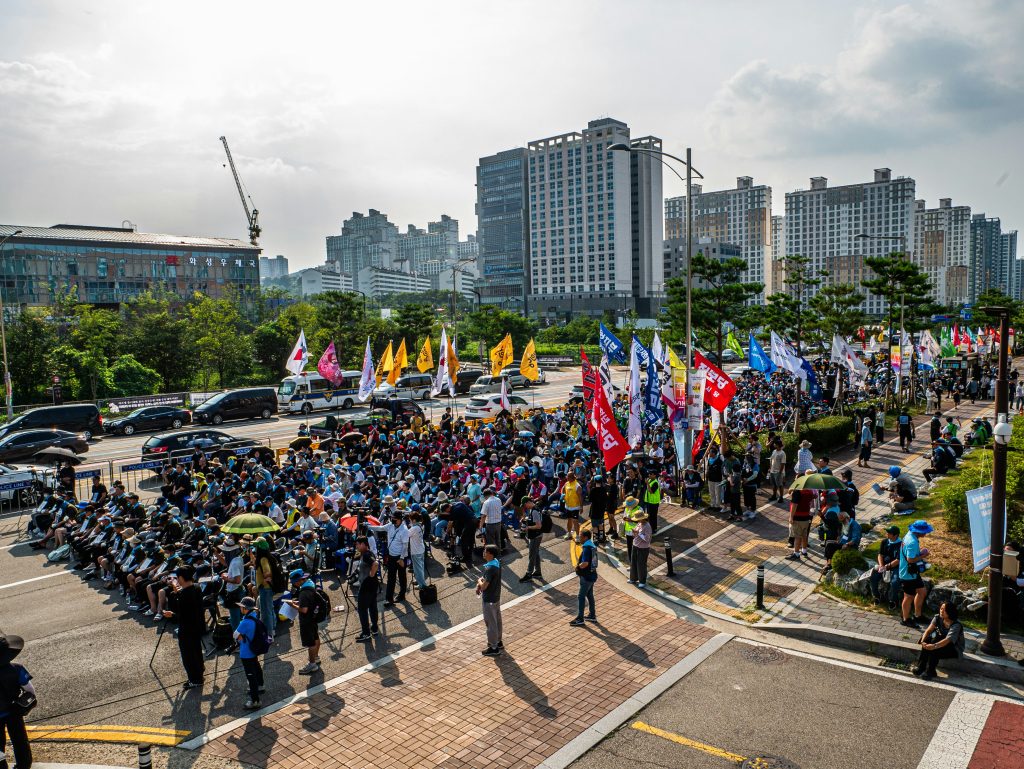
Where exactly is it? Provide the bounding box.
[980,306,1011,657]
[0,229,23,419]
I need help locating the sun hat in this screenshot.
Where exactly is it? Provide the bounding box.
[909,520,934,535]
[799,440,812,448]
[629,510,648,522]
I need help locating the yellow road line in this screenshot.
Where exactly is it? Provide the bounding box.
[632,721,746,763]
[26,724,189,746]
[27,724,190,736]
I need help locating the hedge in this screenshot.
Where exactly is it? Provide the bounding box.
[799,416,855,458]
[831,549,869,575]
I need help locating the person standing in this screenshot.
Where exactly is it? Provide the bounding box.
[407,512,427,590]
[478,488,504,551]
[629,511,652,589]
[477,544,503,657]
[898,408,915,453]
[705,446,724,513]
[857,419,873,468]
[369,511,410,607]
[587,476,609,543]
[787,488,813,561]
[643,475,662,534]
[0,633,34,769]
[233,597,265,710]
[286,569,322,674]
[519,498,545,583]
[569,529,599,626]
[561,474,583,540]
[163,566,205,691]
[353,536,380,642]
[252,538,277,640]
[767,440,787,502]
[899,520,933,629]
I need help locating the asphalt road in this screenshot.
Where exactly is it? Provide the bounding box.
[571,639,955,769]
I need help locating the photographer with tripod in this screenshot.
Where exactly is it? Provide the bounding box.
[162,566,205,692]
[352,536,380,642]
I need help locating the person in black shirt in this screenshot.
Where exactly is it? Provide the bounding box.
[353,537,380,642]
[447,498,476,567]
[163,566,206,691]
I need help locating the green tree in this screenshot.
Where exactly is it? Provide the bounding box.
[187,295,254,390]
[460,307,537,353]
[664,252,763,359]
[108,354,163,396]
[808,283,867,344]
[312,291,367,368]
[394,304,438,354]
[252,302,318,377]
[537,316,600,345]
[6,310,57,405]
[122,293,198,392]
[861,253,935,333]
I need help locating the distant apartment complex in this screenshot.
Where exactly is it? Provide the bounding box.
[913,198,971,306]
[259,254,289,280]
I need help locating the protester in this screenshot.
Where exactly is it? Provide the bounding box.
[914,601,965,680]
[163,566,205,691]
[870,526,903,608]
[570,530,598,627]
[628,510,652,589]
[899,520,933,629]
[0,633,34,769]
[353,536,380,642]
[286,569,321,674]
[519,498,545,583]
[477,544,503,657]
[234,597,265,710]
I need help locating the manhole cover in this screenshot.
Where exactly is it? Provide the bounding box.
[742,757,800,769]
[763,582,797,599]
[739,645,789,665]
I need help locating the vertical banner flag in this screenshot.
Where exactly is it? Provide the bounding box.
[358,337,375,402]
[693,350,737,413]
[900,329,912,375]
[520,338,539,381]
[580,349,599,436]
[890,341,902,373]
[748,334,777,375]
[668,346,685,371]
[593,381,629,471]
[445,335,460,392]
[631,334,654,371]
[599,322,626,364]
[598,353,613,405]
[499,376,512,413]
[686,369,706,425]
[285,329,309,375]
[416,337,433,373]
[431,329,450,396]
[670,362,687,424]
[726,330,744,359]
[643,348,663,427]
[377,340,394,386]
[490,333,514,376]
[317,341,343,385]
[652,331,670,369]
[388,338,408,385]
[769,331,806,380]
[627,337,643,447]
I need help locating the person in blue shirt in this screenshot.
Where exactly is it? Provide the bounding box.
[570,529,599,627]
[0,633,34,769]
[233,597,264,710]
[899,520,933,629]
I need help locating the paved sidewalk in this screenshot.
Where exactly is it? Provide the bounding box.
[197,578,717,769]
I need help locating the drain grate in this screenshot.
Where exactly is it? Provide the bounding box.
[740,645,789,665]
[879,657,912,671]
[763,582,797,599]
[742,757,801,769]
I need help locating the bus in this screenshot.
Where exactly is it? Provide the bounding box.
[277,371,363,414]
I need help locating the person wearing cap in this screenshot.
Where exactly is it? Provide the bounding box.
[368,511,410,606]
[628,509,652,589]
[923,439,956,484]
[888,466,918,512]
[233,596,265,710]
[252,538,278,639]
[870,525,903,607]
[569,529,598,627]
[899,520,934,628]
[286,569,322,674]
[163,566,206,691]
[897,407,915,453]
[0,633,34,769]
[219,540,246,630]
[518,497,545,583]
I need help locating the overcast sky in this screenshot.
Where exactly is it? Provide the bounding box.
[2,0,1022,268]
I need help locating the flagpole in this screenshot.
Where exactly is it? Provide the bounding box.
[683,147,694,463]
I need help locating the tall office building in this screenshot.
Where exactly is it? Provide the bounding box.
[664,176,772,303]
[784,169,915,315]
[526,117,663,319]
[259,254,289,280]
[912,198,972,307]
[970,214,1006,301]
[476,148,529,309]
[325,210,399,284]
[396,215,459,273]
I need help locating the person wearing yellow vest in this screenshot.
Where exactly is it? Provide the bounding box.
[618,496,641,562]
[562,474,583,540]
[643,476,662,533]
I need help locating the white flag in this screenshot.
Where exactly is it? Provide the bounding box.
[831,335,868,376]
[431,329,450,397]
[499,375,511,412]
[769,331,806,381]
[357,337,375,402]
[652,331,670,369]
[627,337,643,448]
[285,329,308,375]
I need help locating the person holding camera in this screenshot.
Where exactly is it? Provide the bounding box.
[353,536,380,642]
[0,633,34,769]
[477,544,503,657]
[914,601,965,680]
[899,520,934,629]
[162,566,206,691]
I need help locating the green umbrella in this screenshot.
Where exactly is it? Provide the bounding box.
[221,513,280,535]
[789,473,846,491]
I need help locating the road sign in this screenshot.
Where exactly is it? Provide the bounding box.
[961,309,973,321]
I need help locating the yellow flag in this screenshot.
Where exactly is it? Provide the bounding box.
[446,335,460,377]
[376,340,393,386]
[876,329,886,343]
[416,337,433,373]
[668,347,685,370]
[520,338,539,381]
[394,338,408,371]
[490,333,514,376]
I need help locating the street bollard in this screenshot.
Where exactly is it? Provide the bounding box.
[664,540,675,577]
[756,564,766,610]
[138,743,152,769]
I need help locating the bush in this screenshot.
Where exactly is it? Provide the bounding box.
[831,549,868,575]
[799,415,854,456]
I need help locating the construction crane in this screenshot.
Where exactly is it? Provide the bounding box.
[219,135,261,245]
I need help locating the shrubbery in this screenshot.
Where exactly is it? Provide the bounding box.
[831,549,868,575]
[799,416,855,457]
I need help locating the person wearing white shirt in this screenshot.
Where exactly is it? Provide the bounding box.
[479,488,504,550]
[266,499,285,524]
[407,513,427,588]
[369,512,410,606]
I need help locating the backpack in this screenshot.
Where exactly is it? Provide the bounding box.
[248,617,272,656]
[302,587,331,623]
[540,511,553,534]
[265,553,287,593]
[212,617,235,651]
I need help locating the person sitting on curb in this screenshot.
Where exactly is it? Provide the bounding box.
[837,511,862,551]
[914,600,965,680]
[888,466,918,513]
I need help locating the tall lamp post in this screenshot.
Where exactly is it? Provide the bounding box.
[855,232,910,406]
[351,289,368,320]
[609,144,703,459]
[980,305,1012,657]
[0,229,23,419]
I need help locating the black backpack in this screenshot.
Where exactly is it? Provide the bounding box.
[264,553,287,593]
[248,617,272,655]
[302,586,331,623]
[212,617,234,651]
[540,511,553,534]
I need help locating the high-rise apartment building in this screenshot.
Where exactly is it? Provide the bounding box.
[325,210,399,284]
[970,214,1006,301]
[785,169,915,316]
[664,176,772,303]
[770,215,785,294]
[1002,230,1020,300]
[476,148,529,309]
[912,198,971,307]
[396,215,459,273]
[526,118,663,319]
[259,254,289,280]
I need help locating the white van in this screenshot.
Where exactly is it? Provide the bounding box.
[277,371,363,414]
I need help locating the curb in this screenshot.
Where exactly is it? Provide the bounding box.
[760,621,1024,685]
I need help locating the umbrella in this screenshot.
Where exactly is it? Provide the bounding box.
[518,430,535,438]
[789,473,846,491]
[33,447,82,464]
[368,408,392,420]
[515,419,536,434]
[221,513,280,535]
[340,431,363,442]
[338,513,380,533]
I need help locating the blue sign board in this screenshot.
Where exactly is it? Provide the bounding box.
[0,480,34,492]
[961,309,973,321]
[75,469,101,479]
[118,460,167,472]
[966,485,1006,572]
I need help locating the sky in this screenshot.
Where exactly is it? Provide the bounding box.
[2,0,1022,269]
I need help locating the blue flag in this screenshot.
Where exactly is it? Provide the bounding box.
[748,334,776,375]
[800,358,824,401]
[643,350,663,427]
[599,323,626,364]
[631,334,654,370]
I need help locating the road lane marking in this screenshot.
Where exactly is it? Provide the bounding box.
[27,724,190,736]
[25,724,188,746]
[631,721,747,763]
[0,571,68,591]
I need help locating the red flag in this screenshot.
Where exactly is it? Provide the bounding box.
[593,380,628,471]
[994,327,1001,344]
[691,427,705,462]
[857,327,866,350]
[693,350,737,412]
[580,348,599,436]
[952,325,961,346]
[317,341,343,385]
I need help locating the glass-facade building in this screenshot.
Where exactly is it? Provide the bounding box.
[0,224,260,307]
[476,148,529,309]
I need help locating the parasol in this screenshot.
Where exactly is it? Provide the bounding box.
[338,513,381,532]
[289,437,313,450]
[340,431,364,442]
[33,447,83,464]
[789,473,846,491]
[221,513,280,535]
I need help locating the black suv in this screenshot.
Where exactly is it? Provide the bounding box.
[141,429,270,463]
[454,369,485,394]
[104,406,192,436]
[0,404,103,441]
[194,387,278,425]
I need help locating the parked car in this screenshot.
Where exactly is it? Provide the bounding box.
[454,369,485,394]
[463,393,530,420]
[720,349,743,362]
[372,373,434,401]
[194,387,278,425]
[0,404,103,441]
[141,429,269,462]
[569,383,623,403]
[0,463,57,508]
[309,399,426,438]
[104,406,192,436]
[499,367,547,386]
[469,375,510,395]
[0,430,89,464]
